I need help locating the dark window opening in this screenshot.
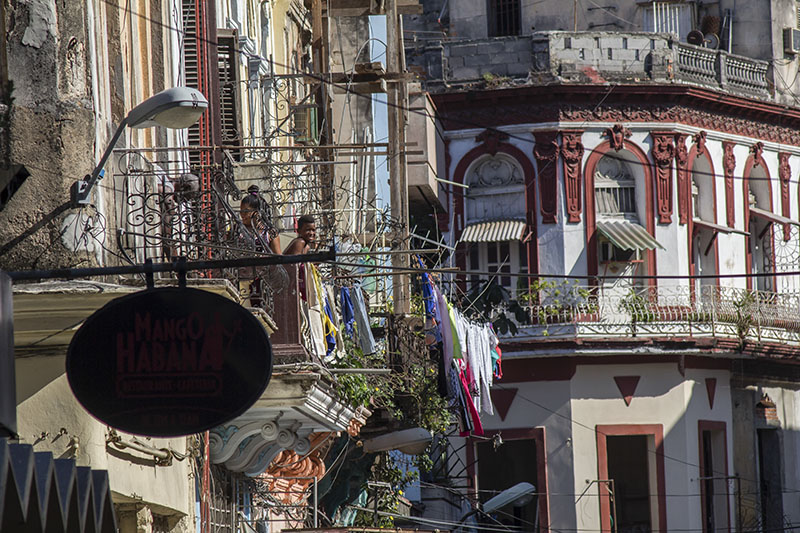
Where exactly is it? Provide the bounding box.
[476,438,539,531]
[0,165,30,212]
[599,240,636,263]
[488,0,521,37]
[757,429,783,531]
[700,428,729,533]
[607,435,653,532]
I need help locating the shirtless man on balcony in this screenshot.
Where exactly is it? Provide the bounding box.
[283,215,316,255]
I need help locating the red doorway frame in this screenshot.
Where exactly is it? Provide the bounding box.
[596,424,667,533]
[466,427,550,531]
[697,420,731,533]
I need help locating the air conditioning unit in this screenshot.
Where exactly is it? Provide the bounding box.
[784,27,800,54]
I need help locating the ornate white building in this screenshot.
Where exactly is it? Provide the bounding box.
[407,2,800,530]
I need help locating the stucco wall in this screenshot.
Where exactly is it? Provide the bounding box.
[16,374,195,531]
[570,363,732,533]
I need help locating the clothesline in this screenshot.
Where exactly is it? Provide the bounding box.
[301,257,500,437]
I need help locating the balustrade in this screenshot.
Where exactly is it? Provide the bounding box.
[508,284,800,345]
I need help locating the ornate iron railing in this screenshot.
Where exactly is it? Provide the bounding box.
[509,283,800,345]
[112,148,290,316]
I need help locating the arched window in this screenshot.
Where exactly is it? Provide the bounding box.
[463,154,528,295]
[594,155,637,219]
[747,164,775,292]
[593,152,662,284]
[690,154,718,293]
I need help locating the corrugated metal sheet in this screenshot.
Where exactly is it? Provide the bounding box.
[596,220,665,251]
[0,439,117,532]
[460,220,526,243]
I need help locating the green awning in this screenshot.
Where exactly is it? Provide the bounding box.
[596,220,665,251]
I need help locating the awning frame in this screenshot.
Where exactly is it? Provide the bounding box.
[692,218,749,236]
[596,219,666,252]
[459,219,527,243]
[749,206,800,228]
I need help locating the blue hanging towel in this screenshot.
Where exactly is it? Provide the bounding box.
[323,294,337,357]
[340,286,356,337]
[418,256,436,319]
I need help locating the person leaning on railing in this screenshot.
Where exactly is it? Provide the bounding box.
[239,185,281,308]
[240,187,281,255]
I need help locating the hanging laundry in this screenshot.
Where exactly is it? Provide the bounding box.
[489,326,502,379]
[351,283,377,355]
[322,288,339,362]
[340,286,356,337]
[456,359,483,437]
[304,264,328,360]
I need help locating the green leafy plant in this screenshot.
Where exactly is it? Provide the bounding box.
[618,289,657,326]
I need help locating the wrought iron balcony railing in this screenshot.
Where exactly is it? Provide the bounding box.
[507,284,800,346]
[112,149,292,317]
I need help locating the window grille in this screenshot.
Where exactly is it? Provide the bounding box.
[642,2,695,41]
[595,179,636,215]
[796,2,800,29]
[488,0,521,37]
[595,155,637,217]
[467,241,528,297]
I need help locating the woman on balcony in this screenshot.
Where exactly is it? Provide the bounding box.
[240,187,281,255]
[239,186,283,309]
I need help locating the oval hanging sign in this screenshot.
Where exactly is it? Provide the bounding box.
[66,287,272,437]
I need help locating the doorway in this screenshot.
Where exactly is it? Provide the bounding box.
[596,424,666,532]
[606,435,654,532]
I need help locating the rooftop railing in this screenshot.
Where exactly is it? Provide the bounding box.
[408,31,772,99]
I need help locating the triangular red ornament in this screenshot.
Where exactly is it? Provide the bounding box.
[490,388,518,421]
[614,376,640,406]
[705,378,717,409]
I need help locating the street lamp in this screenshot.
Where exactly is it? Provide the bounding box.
[458,482,537,531]
[71,86,208,206]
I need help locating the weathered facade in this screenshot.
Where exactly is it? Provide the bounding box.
[407,0,800,531]
[2,0,381,531]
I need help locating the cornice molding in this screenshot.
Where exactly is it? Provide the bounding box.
[431,86,800,147]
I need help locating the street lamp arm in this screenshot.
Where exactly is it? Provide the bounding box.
[70,87,208,207]
[71,117,128,206]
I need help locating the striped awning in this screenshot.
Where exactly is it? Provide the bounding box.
[460,219,527,243]
[596,220,665,251]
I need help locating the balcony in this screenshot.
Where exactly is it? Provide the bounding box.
[407,31,771,100]
[507,284,800,347]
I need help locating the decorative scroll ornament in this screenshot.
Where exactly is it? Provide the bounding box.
[469,155,524,188]
[779,152,792,241]
[694,130,707,156]
[722,141,736,227]
[533,131,560,224]
[751,142,765,166]
[561,130,584,223]
[675,133,689,225]
[652,132,675,224]
[263,433,331,504]
[476,129,510,156]
[605,124,632,152]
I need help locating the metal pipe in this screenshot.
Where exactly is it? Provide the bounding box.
[7,248,335,281]
[312,476,318,528]
[107,433,171,461]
